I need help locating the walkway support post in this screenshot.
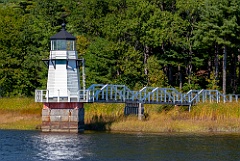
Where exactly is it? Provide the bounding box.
[138,103,142,120]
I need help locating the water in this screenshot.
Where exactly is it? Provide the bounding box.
[0,130,240,161]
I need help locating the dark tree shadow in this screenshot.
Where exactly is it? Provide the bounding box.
[84,114,120,131]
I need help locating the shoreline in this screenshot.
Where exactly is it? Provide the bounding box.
[1,98,240,133]
[1,112,240,134]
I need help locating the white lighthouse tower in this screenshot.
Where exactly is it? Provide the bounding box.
[47,23,80,98]
[35,23,85,132]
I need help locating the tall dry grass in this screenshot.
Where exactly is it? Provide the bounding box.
[0,98,42,130]
[1,98,240,132]
[84,103,124,130]
[86,103,240,133]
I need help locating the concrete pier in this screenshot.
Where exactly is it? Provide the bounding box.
[42,103,84,132]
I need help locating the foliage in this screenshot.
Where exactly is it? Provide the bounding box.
[147,56,169,87]
[1,0,240,96]
[182,74,201,91]
[206,72,220,90]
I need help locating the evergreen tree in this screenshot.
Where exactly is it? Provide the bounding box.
[194,0,240,94]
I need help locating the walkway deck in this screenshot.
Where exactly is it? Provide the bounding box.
[35,84,240,106]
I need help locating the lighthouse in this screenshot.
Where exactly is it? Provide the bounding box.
[47,23,80,98]
[35,23,86,132]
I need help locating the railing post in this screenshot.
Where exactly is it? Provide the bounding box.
[188,92,191,103]
[173,92,175,103]
[87,90,89,102]
[58,89,60,102]
[164,89,166,102]
[180,94,182,103]
[68,90,70,102]
[102,90,104,100]
[123,86,126,102]
[106,86,108,101]
[140,91,142,102]
[35,90,37,102]
[203,91,205,102]
[40,90,42,102]
[46,90,49,102]
[110,87,113,99]
[114,86,117,100]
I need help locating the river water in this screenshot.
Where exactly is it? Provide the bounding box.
[0,130,240,161]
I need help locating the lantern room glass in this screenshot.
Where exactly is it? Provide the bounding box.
[51,40,75,51]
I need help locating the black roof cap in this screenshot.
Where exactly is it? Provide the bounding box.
[50,23,76,40]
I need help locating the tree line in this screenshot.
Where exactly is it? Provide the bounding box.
[1,0,240,97]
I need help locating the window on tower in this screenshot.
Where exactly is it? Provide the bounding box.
[51,40,75,51]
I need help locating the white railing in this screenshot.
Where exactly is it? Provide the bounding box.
[49,51,77,59]
[50,51,68,59]
[35,89,89,102]
[67,51,77,59]
[36,84,240,105]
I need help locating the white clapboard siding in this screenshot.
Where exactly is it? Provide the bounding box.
[47,61,56,97]
[67,60,80,96]
[54,63,68,96]
[46,50,80,98]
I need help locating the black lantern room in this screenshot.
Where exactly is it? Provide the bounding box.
[50,23,76,51]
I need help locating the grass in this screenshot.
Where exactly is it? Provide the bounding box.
[0,98,42,130]
[85,103,240,133]
[1,98,240,133]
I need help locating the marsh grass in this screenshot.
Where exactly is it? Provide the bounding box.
[1,98,240,132]
[0,98,42,130]
[84,103,125,130]
[86,103,240,133]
